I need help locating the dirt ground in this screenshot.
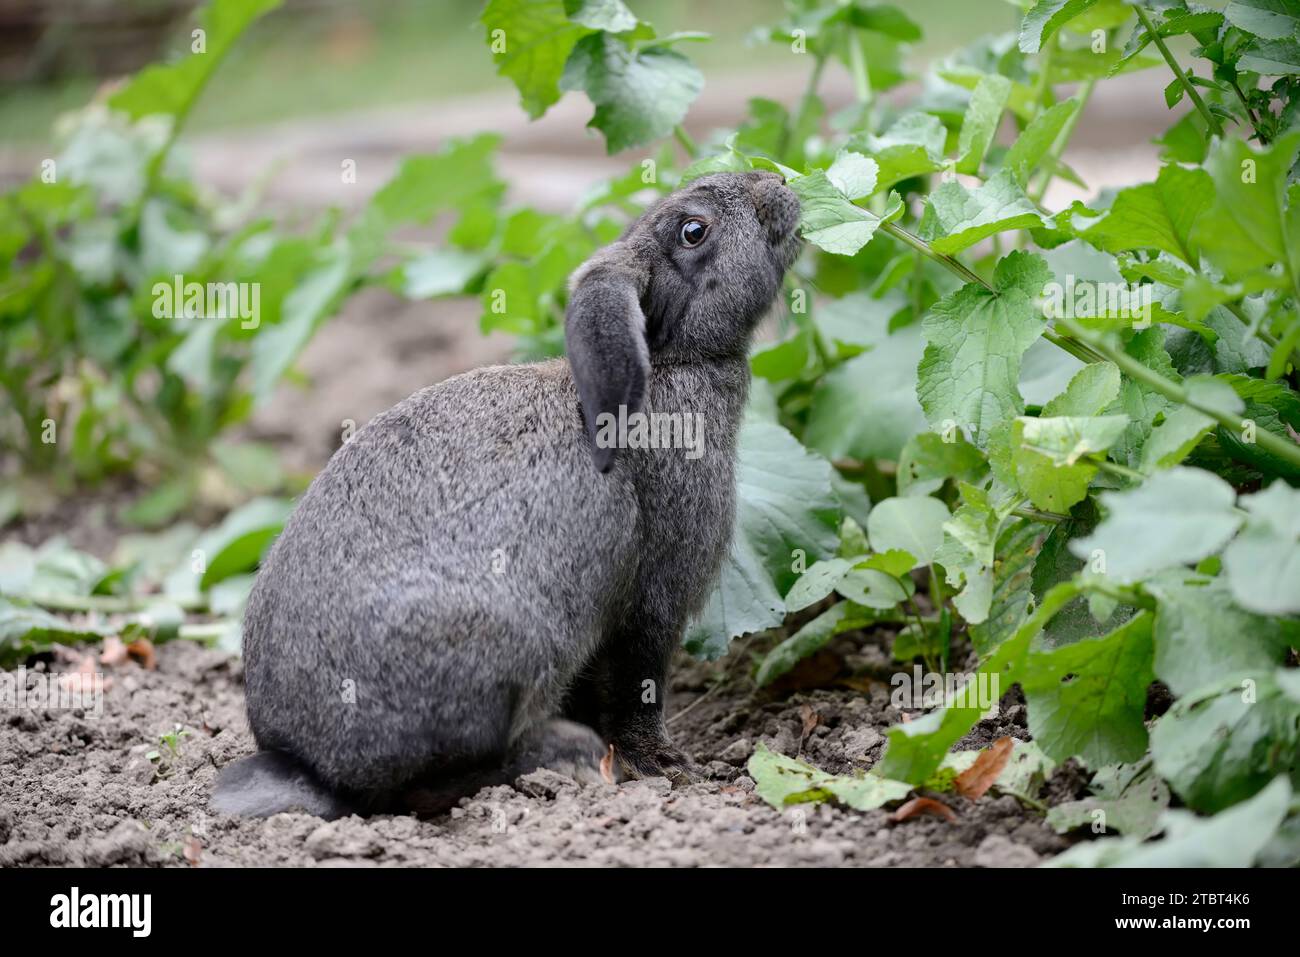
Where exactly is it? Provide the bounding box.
[0,634,1083,867]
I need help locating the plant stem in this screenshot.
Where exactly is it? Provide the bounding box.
[1058,314,1300,470]
[848,29,871,105]
[1229,79,1268,143]
[881,222,991,291]
[673,124,699,159]
[1095,458,1147,483]
[1012,506,1068,525]
[1133,6,1223,139]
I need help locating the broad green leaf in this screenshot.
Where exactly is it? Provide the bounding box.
[0,598,108,668]
[561,33,703,153]
[685,422,838,658]
[805,322,927,462]
[1011,414,1128,511]
[856,549,919,579]
[1048,775,1291,867]
[1145,571,1300,696]
[1223,480,1300,615]
[481,0,593,119]
[968,519,1039,656]
[896,431,987,497]
[791,170,904,255]
[193,497,293,591]
[1239,36,1300,73]
[1151,673,1300,813]
[399,249,490,299]
[834,565,914,609]
[934,484,1009,624]
[866,496,950,568]
[1103,327,1180,468]
[825,150,878,200]
[1080,164,1212,265]
[1191,132,1300,288]
[755,602,874,687]
[109,0,282,121]
[1004,98,1081,187]
[1068,467,1244,582]
[956,74,1012,175]
[784,557,855,612]
[564,0,637,31]
[747,744,914,810]
[917,251,1050,447]
[1046,762,1170,840]
[1023,611,1155,767]
[1019,0,1101,53]
[918,169,1049,255]
[850,112,947,195]
[1041,361,1121,417]
[878,581,1083,784]
[1224,0,1300,40]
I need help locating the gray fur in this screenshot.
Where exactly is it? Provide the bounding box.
[213,171,801,817]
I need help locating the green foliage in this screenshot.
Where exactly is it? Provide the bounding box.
[8,0,1300,863]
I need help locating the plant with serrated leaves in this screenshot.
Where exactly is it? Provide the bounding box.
[419,0,1300,864]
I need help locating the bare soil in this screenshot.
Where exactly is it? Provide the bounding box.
[0,636,1080,868]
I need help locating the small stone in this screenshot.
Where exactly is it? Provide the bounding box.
[719,737,753,765]
[973,833,1041,868]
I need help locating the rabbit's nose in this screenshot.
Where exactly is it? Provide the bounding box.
[749,174,801,242]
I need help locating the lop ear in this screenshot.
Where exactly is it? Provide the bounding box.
[564,260,651,473]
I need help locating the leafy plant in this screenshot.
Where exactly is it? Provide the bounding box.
[439,0,1300,862]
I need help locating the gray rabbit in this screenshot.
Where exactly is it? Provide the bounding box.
[212,171,801,819]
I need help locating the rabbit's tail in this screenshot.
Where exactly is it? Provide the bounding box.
[211,750,356,820]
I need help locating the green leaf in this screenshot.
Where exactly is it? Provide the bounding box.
[1023,611,1155,767]
[1080,164,1213,265]
[956,74,1012,175]
[968,519,1039,656]
[1046,762,1170,840]
[1191,132,1300,289]
[109,0,282,121]
[790,170,904,255]
[934,484,1006,623]
[1224,0,1300,40]
[1145,571,1300,697]
[1019,0,1101,54]
[181,497,293,593]
[918,169,1049,255]
[1004,98,1081,187]
[747,743,913,811]
[560,33,703,153]
[917,251,1050,447]
[805,322,928,462]
[896,431,987,497]
[825,150,878,200]
[1011,414,1129,511]
[564,0,637,32]
[1151,673,1300,813]
[1042,361,1121,417]
[1239,36,1300,74]
[0,598,108,667]
[866,496,950,568]
[481,0,593,119]
[784,557,856,613]
[686,422,838,658]
[1223,480,1300,615]
[850,112,947,195]
[1069,467,1243,583]
[1048,775,1291,867]
[878,581,1082,784]
[755,602,874,687]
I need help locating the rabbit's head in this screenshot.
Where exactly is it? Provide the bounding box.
[565,171,801,471]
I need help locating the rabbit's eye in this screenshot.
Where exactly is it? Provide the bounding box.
[679,218,708,247]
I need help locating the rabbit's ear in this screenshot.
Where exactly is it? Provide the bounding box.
[565,262,650,473]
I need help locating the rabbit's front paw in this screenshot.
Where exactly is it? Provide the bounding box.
[613,735,700,787]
